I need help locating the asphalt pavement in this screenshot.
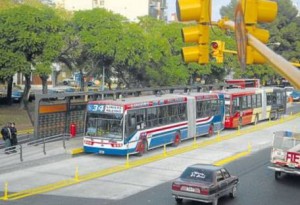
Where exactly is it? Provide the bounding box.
[0,113,299,204]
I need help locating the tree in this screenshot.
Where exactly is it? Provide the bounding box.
[0,4,65,106]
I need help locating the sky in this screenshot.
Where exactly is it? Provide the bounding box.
[167,0,231,21]
[167,0,300,21]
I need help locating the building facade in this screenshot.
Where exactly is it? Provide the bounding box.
[54,0,167,21]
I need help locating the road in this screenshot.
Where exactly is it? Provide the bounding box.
[108,148,300,205]
[3,148,300,205]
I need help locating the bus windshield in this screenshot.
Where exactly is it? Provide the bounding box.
[225,98,231,116]
[86,113,123,140]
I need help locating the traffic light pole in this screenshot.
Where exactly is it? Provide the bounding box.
[247,34,300,90]
[217,19,300,90]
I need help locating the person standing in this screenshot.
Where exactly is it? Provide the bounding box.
[10,122,18,152]
[1,122,12,154]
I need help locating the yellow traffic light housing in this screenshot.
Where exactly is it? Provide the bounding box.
[211,41,225,63]
[242,0,277,24]
[176,0,210,22]
[246,46,266,64]
[176,0,211,64]
[240,0,278,64]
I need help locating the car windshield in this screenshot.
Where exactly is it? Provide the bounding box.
[180,167,213,183]
[86,113,123,140]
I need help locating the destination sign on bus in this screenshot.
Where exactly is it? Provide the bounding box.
[87,104,123,114]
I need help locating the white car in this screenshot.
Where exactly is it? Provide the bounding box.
[284,86,294,97]
[62,78,76,86]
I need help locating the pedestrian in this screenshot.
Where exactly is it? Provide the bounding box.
[10,122,18,152]
[1,122,12,154]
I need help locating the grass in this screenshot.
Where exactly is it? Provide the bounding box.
[0,103,33,131]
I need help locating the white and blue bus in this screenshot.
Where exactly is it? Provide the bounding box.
[83,92,225,156]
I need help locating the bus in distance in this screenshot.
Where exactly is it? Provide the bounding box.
[214,87,286,128]
[225,79,260,89]
[83,93,225,156]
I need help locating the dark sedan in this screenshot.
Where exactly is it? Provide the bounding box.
[171,164,239,205]
[11,90,23,102]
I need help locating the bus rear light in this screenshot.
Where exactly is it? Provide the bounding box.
[84,140,94,145]
[111,143,123,147]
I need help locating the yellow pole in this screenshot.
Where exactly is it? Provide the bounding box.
[193,135,197,146]
[3,182,8,200]
[74,166,79,181]
[163,144,167,157]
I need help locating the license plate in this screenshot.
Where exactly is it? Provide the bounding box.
[186,187,195,192]
[99,150,105,154]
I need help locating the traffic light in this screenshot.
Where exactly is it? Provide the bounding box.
[176,0,211,64]
[211,41,225,63]
[241,0,278,64]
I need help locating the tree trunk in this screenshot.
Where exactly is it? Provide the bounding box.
[20,73,31,109]
[6,76,13,105]
[80,69,84,91]
[40,75,48,94]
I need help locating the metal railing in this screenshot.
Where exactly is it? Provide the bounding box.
[0,133,71,163]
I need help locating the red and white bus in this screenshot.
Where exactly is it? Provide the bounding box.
[83,92,225,156]
[214,87,286,128]
[225,79,260,89]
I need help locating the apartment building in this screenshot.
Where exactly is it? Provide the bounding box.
[54,0,167,21]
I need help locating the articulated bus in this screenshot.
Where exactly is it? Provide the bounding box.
[214,87,286,128]
[225,79,260,89]
[83,93,225,156]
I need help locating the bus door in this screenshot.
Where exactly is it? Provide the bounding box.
[186,96,196,138]
[261,90,267,119]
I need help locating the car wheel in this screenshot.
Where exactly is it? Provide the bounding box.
[175,198,183,203]
[229,184,237,198]
[212,198,218,205]
[275,171,281,180]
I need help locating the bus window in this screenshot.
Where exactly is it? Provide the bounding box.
[147,107,158,128]
[232,97,240,114]
[252,94,257,108]
[242,96,247,110]
[178,103,187,120]
[86,113,123,139]
[247,95,252,109]
[256,94,262,107]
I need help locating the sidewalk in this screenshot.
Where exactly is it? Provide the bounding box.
[0,136,83,174]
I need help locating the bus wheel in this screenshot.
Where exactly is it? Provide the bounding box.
[138,140,148,156]
[208,124,214,137]
[172,132,181,147]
